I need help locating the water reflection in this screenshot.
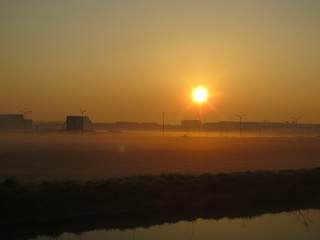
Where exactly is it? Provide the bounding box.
[27,209,320,240]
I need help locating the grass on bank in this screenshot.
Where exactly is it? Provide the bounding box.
[1,168,320,226]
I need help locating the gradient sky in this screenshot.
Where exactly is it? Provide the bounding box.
[1,0,320,124]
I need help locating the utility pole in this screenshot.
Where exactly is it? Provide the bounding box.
[235,114,246,137]
[291,117,301,136]
[19,110,32,131]
[80,109,86,133]
[197,110,202,136]
[162,111,165,136]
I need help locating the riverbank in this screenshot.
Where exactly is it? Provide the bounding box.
[1,168,320,239]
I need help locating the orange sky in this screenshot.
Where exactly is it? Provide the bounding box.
[1,1,320,124]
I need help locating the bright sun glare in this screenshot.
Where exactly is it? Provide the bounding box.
[193,87,208,103]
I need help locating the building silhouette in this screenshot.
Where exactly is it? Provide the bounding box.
[0,114,33,129]
[66,116,92,131]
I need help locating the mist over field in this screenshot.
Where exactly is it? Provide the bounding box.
[1,132,319,183]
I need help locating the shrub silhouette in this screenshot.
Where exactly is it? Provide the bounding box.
[1,168,320,225]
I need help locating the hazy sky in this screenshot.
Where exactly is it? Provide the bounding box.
[1,0,320,123]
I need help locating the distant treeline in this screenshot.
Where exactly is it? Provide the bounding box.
[1,168,320,239]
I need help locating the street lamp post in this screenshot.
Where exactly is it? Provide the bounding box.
[291,117,301,136]
[19,110,32,131]
[162,111,165,136]
[198,110,202,136]
[80,109,86,133]
[235,114,246,137]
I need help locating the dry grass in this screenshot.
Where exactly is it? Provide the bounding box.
[1,168,320,226]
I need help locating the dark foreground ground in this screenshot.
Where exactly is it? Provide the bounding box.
[1,168,320,239]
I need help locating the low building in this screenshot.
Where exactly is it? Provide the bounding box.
[140,122,159,130]
[0,114,24,129]
[114,121,140,130]
[181,120,201,132]
[66,116,92,131]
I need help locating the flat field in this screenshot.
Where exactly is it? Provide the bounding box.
[0,132,320,183]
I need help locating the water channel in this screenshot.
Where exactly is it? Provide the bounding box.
[27,209,320,240]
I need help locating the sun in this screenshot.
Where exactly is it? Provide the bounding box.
[193,87,208,103]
